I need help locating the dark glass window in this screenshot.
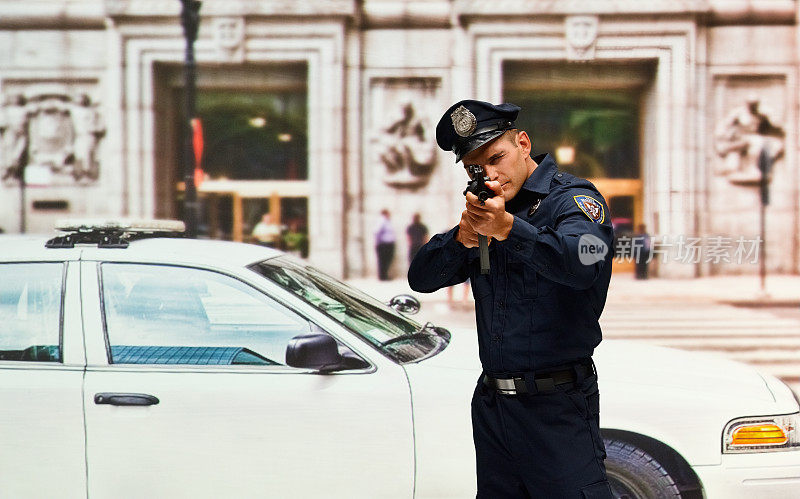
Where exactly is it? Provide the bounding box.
[196,90,307,181]
[505,90,640,179]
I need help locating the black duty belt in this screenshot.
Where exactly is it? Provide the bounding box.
[482,361,594,396]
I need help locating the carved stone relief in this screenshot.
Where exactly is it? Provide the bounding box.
[370,78,439,188]
[565,15,599,61]
[714,93,785,185]
[0,94,29,183]
[104,0,356,17]
[0,90,105,184]
[212,17,245,62]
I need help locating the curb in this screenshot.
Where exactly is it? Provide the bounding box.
[719,300,800,308]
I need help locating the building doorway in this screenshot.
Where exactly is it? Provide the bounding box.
[153,63,308,248]
[504,61,654,272]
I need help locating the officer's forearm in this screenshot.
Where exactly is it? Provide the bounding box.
[504,215,612,290]
[492,212,514,241]
[408,227,470,292]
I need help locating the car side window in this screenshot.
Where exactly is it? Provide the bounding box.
[101,264,310,366]
[0,263,63,362]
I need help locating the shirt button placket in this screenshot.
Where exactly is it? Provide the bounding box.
[490,252,508,371]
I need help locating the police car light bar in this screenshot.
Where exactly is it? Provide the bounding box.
[54,218,186,234]
[46,219,187,249]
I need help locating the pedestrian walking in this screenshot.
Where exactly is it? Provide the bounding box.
[634,223,652,280]
[375,209,396,280]
[405,213,429,265]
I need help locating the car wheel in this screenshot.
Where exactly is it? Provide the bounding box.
[603,438,681,499]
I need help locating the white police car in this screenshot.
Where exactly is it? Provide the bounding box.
[0,220,798,498]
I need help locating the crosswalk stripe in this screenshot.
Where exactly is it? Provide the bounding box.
[608,333,800,339]
[601,301,800,389]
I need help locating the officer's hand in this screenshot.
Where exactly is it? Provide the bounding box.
[455,210,489,248]
[464,180,514,241]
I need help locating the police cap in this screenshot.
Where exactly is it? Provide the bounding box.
[435,100,521,162]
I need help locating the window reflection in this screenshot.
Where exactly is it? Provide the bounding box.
[507,91,640,179]
[197,91,307,181]
[0,263,62,362]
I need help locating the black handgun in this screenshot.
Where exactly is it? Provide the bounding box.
[463,164,493,274]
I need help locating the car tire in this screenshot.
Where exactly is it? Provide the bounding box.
[603,438,681,499]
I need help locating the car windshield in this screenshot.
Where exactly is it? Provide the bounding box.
[250,257,448,364]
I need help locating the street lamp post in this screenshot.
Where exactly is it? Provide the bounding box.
[19,165,26,233]
[757,146,773,293]
[180,0,201,238]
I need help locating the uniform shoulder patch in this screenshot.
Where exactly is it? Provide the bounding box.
[573,194,605,223]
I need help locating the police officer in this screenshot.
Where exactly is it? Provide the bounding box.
[408,100,614,498]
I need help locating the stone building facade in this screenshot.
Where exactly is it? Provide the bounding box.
[0,0,798,278]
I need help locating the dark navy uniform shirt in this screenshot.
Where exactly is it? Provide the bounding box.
[408,154,614,375]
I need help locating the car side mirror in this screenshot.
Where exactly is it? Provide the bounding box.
[388,294,420,315]
[286,333,346,372]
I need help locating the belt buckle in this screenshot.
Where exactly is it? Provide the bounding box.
[498,376,526,396]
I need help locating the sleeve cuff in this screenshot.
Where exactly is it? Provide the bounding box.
[506,215,538,252]
[505,215,550,274]
[441,225,469,259]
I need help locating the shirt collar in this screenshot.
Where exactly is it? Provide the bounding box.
[521,153,557,195]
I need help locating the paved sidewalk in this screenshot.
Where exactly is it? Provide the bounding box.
[346,274,800,396]
[346,273,800,308]
[605,273,800,306]
[346,273,800,328]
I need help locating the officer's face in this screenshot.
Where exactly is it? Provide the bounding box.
[462,130,533,202]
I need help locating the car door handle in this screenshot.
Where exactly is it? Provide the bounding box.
[94,393,160,406]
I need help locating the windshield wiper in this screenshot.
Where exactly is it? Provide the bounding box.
[379,322,449,348]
